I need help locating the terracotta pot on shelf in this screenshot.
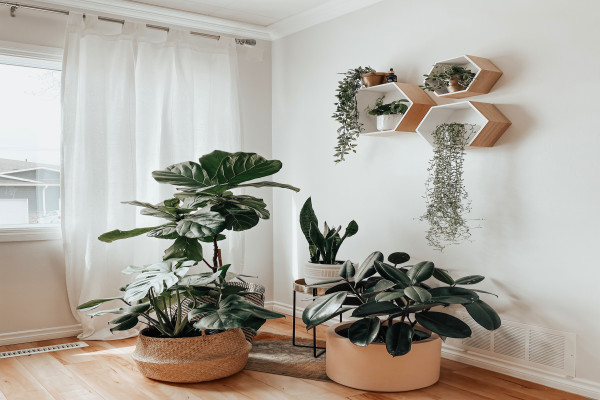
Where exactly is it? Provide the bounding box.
[361,72,388,87]
[447,74,466,93]
[325,322,442,392]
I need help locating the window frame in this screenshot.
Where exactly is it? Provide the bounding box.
[0,40,63,242]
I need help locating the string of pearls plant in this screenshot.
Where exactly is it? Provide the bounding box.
[420,123,477,251]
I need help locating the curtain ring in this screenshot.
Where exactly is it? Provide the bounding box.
[9,5,18,18]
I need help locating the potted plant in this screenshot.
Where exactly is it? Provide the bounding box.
[302,250,501,392]
[299,197,358,285]
[422,64,476,94]
[366,95,409,131]
[332,66,374,163]
[360,71,387,87]
[78,150,299,383]
[419,123,477,251]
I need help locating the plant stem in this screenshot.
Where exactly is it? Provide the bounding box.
[212,236,219,271]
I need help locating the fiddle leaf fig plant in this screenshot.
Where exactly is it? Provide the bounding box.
[302,251,501,357]
[300,197,358,264]
[78,150,298,338]
[332,66,375,163]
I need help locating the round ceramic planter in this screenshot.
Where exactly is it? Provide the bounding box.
[326,322,442,392]
[376,114,401,131]
[132,328,251,383]
[304,261,344,285]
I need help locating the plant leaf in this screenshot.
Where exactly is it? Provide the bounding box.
[388,252,410,265]
[407,261,435,284]
[302,292,347,329]
[176,209,227,238]
[348,317,380,346]
[338,260,355,279]
[404,286,432,303]
[385,322,414,356]
[299,197,319,244]
[98,226,161,243]
[375,289,405,302]
[77,297,122,311]
[354,251,384,283]
[464,300,501,330]
[351,301,400,318]
[455,275,485,285]
[374,261,411,288]
[415,312,472,338]
[433,268,455,285]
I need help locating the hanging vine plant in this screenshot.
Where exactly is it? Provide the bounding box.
[332,66,374,163]
[420,123,478,251]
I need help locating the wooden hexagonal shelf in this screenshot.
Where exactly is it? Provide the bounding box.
[356,82,436,137]
[416,101,511,147]
[424,55,502,99]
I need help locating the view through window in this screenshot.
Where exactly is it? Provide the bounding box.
[0,63,61,226]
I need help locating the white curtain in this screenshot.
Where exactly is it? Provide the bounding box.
[61,14,243,340]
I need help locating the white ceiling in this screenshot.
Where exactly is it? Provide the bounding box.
[131,0,330,27]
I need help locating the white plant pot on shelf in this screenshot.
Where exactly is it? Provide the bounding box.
[303,262,344,286]
[376,114,401,131]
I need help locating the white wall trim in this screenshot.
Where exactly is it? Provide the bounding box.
[0,40,62,69]
[268,0,387,40]
[0,324,82,346]
[271,301,600,399]
[28,0,272,40]
[0,225,62,242]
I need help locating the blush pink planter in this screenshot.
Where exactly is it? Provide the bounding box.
[326,322,442,392]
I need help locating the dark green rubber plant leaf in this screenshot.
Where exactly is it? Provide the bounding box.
[374,261,411,288]
[338,260,355,279]
[351,301,400,318]
[364,279,396,295]
[375,289,405,302]
[429,287,479,302]
[415,312,472,338]
[302,292,347,329]
[455,275,485,285]
[464,300,501,330]
[404,286,432,303]
[354,251,384,283]
[385,322,414,357]
[407,261,435,284]
[387,252,410,266]
[349,317,381,347]
[433,268,455,285]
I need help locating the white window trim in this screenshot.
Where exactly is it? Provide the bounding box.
[0,40,63,242]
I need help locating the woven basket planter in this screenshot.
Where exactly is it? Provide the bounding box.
[132,328,251,383]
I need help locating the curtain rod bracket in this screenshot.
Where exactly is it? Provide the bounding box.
[9,4,17,17]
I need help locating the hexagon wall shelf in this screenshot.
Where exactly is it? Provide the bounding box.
[416,101,511,147]
[424,55,502,99]
[356,82,436,137]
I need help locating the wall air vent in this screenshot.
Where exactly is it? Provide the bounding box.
[451,312,576,377]
[0,341,88,359]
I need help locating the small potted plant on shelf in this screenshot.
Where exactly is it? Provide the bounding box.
[366,95,409,131]
[299,197,358,285]
[422,64,476,94]
[302,250,501,392]
[78,150,299,383]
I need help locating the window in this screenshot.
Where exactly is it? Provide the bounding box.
[0,44,62,240]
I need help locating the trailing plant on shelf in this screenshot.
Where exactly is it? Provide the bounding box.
[421,65,476,93]
[420,123,477,251]
[332,66,375,163]
[78,150,300,338]
[302,250,501,357]
[366,95,409,116]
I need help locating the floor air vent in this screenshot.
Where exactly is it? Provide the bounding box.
[451,312,576,377]
[0,341,88,359]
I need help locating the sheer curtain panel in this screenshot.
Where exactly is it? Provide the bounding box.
[61,14,242,340]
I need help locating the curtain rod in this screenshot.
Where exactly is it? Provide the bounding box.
[1,1,257,46]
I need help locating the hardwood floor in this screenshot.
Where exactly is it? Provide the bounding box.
[0,317,588,400]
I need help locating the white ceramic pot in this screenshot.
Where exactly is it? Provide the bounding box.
[303,261,344,285]
[376,114,401,131]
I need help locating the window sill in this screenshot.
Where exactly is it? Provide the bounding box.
[0,225,62,242]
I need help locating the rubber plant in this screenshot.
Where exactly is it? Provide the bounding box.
[420,123,477,251]
[302,251,501,356]
[332,66,374,163]
[78,150,299,338]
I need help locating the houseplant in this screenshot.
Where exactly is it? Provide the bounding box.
[366,95,409,131]
[299,197,358,284]
[422,64,476,94]
[78,150,299,382]
[419,123,477,251]
[332,66,374,163]
[302,250,501,391]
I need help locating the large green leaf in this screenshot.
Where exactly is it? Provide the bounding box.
[364,279,396,295]
[152,161,212,188]
[203,151,283,187]
[299,197,318,244]
[404,286,432,303]
[123,259,194,302]
[429,287,479,302]
[193,295,284,331]
[351,301,400,318]
[147,225,178,239]
[216,207,260,231]
[349,317,380,346]
[226,196,270,219]
[385,322,414,356]
[407,261,435,284]
[308,222,327,258]
[464,300,501,330]
[433,268,455,285]
[375,289,405,302]
[163,236,203,261]
[344,220,359,238]
[176,209,227,238]
[302,292,347,329]
[415,312,472,338]
[77,297,123,311]
[235,181,300,192]
[338,260,355,279]
[374,261,411,288]
[387,252,410,266]
[455,275,485,285]
[122,200,177,221]
[109,315,139,332]
[98,226,161,243]
[88,303,151,317]
[354,251,384,283]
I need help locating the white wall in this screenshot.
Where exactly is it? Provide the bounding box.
[0,8,274,339]
[272,0,600,392]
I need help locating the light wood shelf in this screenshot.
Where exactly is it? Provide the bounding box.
[415,101,511,147]
[357,82,436,137]
[424,55,503,99]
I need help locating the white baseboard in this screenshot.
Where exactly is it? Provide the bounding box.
[269,301,600,399]
[0,324,83,346]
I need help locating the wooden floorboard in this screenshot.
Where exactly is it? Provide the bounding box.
[0,316,589,400]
